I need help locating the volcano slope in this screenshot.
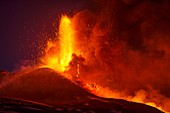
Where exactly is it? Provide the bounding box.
[0,68,163,113]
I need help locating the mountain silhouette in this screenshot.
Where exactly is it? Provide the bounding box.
[0,68,164,113]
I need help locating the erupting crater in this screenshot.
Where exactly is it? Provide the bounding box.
[37,15,168,113]
[1,1,170,112]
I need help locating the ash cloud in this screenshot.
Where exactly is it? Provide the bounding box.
[70,0,170,111]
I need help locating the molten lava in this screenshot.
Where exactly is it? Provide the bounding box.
[59,16,75,71]
[39,14,169,113]
[41,15,75,72]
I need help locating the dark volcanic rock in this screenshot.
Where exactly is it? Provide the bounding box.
[0,97,57,113]
[0,68,95,105]
[0,68,164,113]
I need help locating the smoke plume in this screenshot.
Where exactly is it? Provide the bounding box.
[69,0,170,111]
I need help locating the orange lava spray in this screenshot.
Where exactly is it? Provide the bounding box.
[41,15,75,72]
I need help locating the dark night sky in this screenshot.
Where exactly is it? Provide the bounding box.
[0,0,90,71]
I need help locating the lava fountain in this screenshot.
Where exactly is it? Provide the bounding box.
[41,15,76,72]
[39,14,169,113]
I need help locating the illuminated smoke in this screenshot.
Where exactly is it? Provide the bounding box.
[64,0,170,112]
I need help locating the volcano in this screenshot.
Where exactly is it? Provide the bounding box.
[0,68,163,113]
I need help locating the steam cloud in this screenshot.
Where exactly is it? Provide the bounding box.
[70,0,170,111]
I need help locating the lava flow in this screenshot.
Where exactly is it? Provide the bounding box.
[39,14,170,113]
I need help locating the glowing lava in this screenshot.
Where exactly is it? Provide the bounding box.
[41,15,75,72]
[83,83,169,113]
[59,16,75,70]
[40,15,169,113]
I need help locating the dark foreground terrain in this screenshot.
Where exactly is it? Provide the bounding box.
[0,68,164,113]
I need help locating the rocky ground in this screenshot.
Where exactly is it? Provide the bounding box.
[0,68,164,113]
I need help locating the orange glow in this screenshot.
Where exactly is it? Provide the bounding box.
[59,16,75,71]
[83,83,169,113]
[40,15,169,113]
[41,15,75,72]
